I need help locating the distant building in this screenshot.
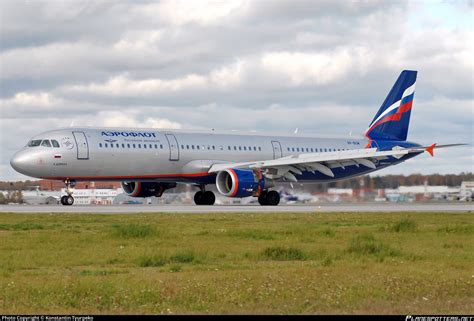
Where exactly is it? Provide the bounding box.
[459,181,474,201]
[327,188,353,196]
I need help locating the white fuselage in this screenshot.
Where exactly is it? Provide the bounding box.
[11,127,373,183]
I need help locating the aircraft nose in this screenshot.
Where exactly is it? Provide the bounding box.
[10,152,31,175]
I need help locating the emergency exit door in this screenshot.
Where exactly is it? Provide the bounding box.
[271,141,283,159]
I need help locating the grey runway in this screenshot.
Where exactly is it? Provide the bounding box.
[0,203,472,214]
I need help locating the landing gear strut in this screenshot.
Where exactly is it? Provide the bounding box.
[60,179,75,206]
[194,185,215,205]
[258,190,280,206]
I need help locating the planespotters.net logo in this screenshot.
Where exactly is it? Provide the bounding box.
[406,316,473,321]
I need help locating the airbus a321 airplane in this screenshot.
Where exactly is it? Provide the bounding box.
[10,70,463,206]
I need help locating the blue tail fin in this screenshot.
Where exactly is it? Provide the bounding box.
[365,70,417,141]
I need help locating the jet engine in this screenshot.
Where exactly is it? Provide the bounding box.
[121,182,177,198]
[216,169,271,198]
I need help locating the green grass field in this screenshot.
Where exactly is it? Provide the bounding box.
[0,211,472,314]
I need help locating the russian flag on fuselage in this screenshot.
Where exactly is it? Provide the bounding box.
[366,70,417,141]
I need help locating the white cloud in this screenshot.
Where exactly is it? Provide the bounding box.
[65,74,208,96]
[63,60,247,96]
[261,48,371,86]
[0,92,62,108]
[113,30,163,51]
[150,0,245,26]
[96,111,182,129]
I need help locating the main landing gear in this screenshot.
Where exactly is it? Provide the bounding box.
[60,179,75,206]
[194,185,216,205]
[258,190,280,206]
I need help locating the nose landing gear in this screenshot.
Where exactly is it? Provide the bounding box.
[60,179,76,206]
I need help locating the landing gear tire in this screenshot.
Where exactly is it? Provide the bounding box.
[194,191,215,205]
[60,195,74,206]
[258,191,268,206]
[266,191,280,206]
[61,179,76,206]
[258,190,280,206]
[66,195,74,205]
[194,191,203,205]
[202,191,215,205]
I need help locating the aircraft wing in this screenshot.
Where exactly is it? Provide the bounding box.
[208,144,465,182]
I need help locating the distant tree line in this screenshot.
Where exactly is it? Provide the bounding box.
[0,180,40,191]
[319,172,474,192]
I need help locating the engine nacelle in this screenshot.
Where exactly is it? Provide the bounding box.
[216,169,267,198]
[121,182,177,198]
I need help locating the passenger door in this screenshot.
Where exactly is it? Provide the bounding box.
[72,131,89,160]
[165,134,179,161]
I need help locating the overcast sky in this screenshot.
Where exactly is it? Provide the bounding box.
[0,0,473,181]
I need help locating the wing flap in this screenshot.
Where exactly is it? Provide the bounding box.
[208,148,409,174]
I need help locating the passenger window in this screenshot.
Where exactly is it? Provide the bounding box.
[239,146,242,151]
[196,145,200,150]
[144,144,147,149]
[51,140,60,148]
[192,145,195,150]
[228,146,231,150]
[258,147,261,151]
[128,144,131,148]
[160,144,163,149]
[243,146,247,151]
[133,144,136,148]
[254,147,257,151]
[212,146,216,150]
[105,143,108,148]
[234,146,237,150]
[116,143,119,148]
[99,143,102,148]
[41,140,52,147]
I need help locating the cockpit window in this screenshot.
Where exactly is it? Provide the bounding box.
[27,140,42,147]
[41,140,52,147]
[51,140,60,148]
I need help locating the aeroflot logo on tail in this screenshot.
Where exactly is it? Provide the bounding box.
[101,131,156,138]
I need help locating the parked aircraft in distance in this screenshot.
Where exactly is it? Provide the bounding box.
[10,70,464,206]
